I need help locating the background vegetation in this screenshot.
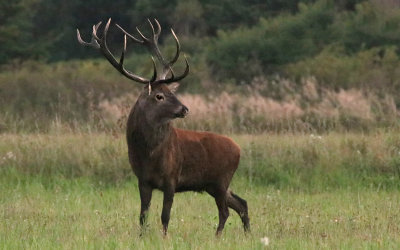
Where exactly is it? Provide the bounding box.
[0,0,399,133]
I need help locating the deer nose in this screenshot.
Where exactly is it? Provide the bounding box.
[175,105,189,118]
[181,105,189,117]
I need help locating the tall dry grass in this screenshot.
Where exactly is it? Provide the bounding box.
[1,132,399,189]
[0,61,399,133]
[97,79,399,133]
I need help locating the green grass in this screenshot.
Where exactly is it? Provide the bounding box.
[1,132,399,189]
[1,174,399,249]
[1,132,400,248]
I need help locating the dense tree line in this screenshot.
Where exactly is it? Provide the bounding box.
[1,0,400,88]
[1,0,364,63]
[208,1,400,83]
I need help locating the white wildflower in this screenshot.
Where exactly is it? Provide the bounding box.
[310,134,322,140]
[260,236,270,246]
[6,152,16,160]
[1,152,16,164]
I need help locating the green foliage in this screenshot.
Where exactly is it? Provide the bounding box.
[0,60,140,132]
[206,0,400,87]
[207,0,337,82]
[1,0,400,133]
[0,0,46,64]
[286,46,400,91]
[337,1,400,53]
[171,0,205,36]
[1,58,399,133]
[2,0,400,91]
[199,0,269,35]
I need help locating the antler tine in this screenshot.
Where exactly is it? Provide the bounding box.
[154,19,162,37]
[158,55,190,84]
[119,34,127,65]
[94,21,102,30]
[147,19,157,39]
[169,66,175,79]
[100,18,154,84]
[92,22,102,41]
[115,23,143,44]
[77,21,102,49]
[135,26,151,43]
[169,28,181,65]
[76,29,93,47]
[134,19,169,76]
[150,57,157,83]
[99,18,119,67]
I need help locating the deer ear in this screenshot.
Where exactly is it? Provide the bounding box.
[168,82,180,93]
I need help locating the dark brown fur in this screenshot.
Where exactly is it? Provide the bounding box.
[127,84,250,235]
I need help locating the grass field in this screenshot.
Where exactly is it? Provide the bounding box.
[1,132,400,249]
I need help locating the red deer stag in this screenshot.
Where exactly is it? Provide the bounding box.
[77,18,250,236]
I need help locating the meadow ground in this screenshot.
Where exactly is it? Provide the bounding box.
[1,132,400,249]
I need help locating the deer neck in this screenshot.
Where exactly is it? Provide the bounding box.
[128,102,174,151]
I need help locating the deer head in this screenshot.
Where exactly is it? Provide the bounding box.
[136,83,189,125]
[77,18,189,125]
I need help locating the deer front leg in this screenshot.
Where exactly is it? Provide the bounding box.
[139,183,153,231]
[161,185,175,236]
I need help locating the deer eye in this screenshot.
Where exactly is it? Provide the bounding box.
[155,93,165,101]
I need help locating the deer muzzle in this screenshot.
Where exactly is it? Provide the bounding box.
[175,105,189,118]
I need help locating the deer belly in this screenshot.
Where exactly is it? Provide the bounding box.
[176,167,213,192]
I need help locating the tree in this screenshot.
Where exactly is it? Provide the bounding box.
[0,0,44,64]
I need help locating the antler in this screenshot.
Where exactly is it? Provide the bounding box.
[77,18,156,84]
[115,18,189,84]
[77,18,189,85]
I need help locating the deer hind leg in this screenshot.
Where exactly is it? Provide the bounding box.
[227,190,250,232]
[213,188,229,236]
